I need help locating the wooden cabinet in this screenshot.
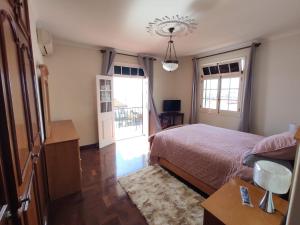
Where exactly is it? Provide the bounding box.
[0,1,48,225]
[45,120,82,201]
[159,112,184,129]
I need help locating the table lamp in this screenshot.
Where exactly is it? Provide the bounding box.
[253,160,292,213]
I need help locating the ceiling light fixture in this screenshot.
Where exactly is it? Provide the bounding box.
[162,27,178,72]
[146,15,197,72]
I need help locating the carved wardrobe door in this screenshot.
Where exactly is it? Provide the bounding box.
[20,43,48,224]
[0,7,40,225]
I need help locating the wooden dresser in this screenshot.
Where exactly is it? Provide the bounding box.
[45,120,82,200]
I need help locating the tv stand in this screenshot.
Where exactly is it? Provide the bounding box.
[159,112,184,129]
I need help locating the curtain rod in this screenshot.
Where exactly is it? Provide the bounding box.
[100,50,156,61]
[195,43,261,60]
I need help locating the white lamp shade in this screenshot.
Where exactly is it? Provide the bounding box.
[162,62,178,72]
[254,160,292,194]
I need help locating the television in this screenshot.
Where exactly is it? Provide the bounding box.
[163,100,181,112]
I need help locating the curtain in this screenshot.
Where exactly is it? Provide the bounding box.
[101,47,116,75]
[138,55,162,135]
[189,58,200,124]
[238,43,257,132]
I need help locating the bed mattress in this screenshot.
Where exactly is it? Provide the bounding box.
[150,124,264,189]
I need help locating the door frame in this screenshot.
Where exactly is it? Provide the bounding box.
[112,62,149,138]
[96,75,115,149]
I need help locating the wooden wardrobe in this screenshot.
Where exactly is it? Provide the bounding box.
[0,1,48,225]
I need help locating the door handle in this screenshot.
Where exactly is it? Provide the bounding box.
[0,204,9,221]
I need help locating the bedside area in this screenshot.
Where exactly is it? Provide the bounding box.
[201,178,288,225]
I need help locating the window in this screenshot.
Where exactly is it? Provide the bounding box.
[114,65,144,76]
[200,59,244,114]
[220,77,240,111]
[202,79,219,110]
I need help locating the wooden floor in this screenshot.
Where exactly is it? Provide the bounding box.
[49,137,149,225]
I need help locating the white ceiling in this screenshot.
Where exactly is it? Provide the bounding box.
[34,0,300,57]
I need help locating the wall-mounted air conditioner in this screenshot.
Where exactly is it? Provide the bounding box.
[37,28,53,56]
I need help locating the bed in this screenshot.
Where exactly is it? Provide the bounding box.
[150,124,264,195]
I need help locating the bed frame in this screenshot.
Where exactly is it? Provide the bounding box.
[158,158,216,195]
[149,129,216,195]
[152,127,299,196]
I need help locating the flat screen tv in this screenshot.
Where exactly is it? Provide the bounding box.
[163,100,181,112]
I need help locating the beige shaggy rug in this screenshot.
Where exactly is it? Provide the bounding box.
[118,165,205,225]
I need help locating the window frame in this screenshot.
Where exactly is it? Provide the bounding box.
[199,58,245,117]
[113,62,145,79]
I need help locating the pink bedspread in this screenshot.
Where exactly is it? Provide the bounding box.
[150,124,264,189]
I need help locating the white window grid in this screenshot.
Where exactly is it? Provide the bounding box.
[199,58,245,116]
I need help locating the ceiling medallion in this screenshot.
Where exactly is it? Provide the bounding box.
[146,15,197,37]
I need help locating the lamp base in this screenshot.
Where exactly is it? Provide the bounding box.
[259,190,275,213]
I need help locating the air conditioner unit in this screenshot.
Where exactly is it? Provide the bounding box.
[37,28,53,56]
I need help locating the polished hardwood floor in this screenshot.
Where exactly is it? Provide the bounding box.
[49,136,149,225]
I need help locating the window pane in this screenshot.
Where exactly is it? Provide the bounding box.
[209,99,217,109]
[204,89,209,99]
[131,67,138,75]
[229,89,239,100]
[220,100,228,110]
[231,77,240,88]
[201,78,219,110]
[106,80,111,90]
[114,66,121,74]
[228,102,238,111]
[211,79,219,89]
[221,78,230,89]
[230,62,239,72]
[100,79,106,90]
[219,64,230,73]
[202,98,207,108]
[107,102,112,112]
[122,66,130,75]
[203,80,207,89]
[203,67,210,75]
[101,102,106,112]
[139,68,144,76]
[106,91,111,101]
[210,66,219,74]
[202,88,206,99]
[221,89,229,99]
[210,90,218,99]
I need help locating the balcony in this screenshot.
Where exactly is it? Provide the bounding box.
[114,107,143,140]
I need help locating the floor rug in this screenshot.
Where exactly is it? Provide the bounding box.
[118,165,205,225]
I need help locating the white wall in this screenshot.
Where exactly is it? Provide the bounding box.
[252,33,300,136]
[44,41,192,145]
[28,0,43,70]
[191,32,300,136]
[44,42,102,146]
[44,32,300,145]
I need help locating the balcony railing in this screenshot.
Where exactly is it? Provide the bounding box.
[114,107,143,129]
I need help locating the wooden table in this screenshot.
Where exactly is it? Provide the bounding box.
[201,178,288,225]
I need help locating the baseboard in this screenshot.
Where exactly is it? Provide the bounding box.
[80,143,99,150]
